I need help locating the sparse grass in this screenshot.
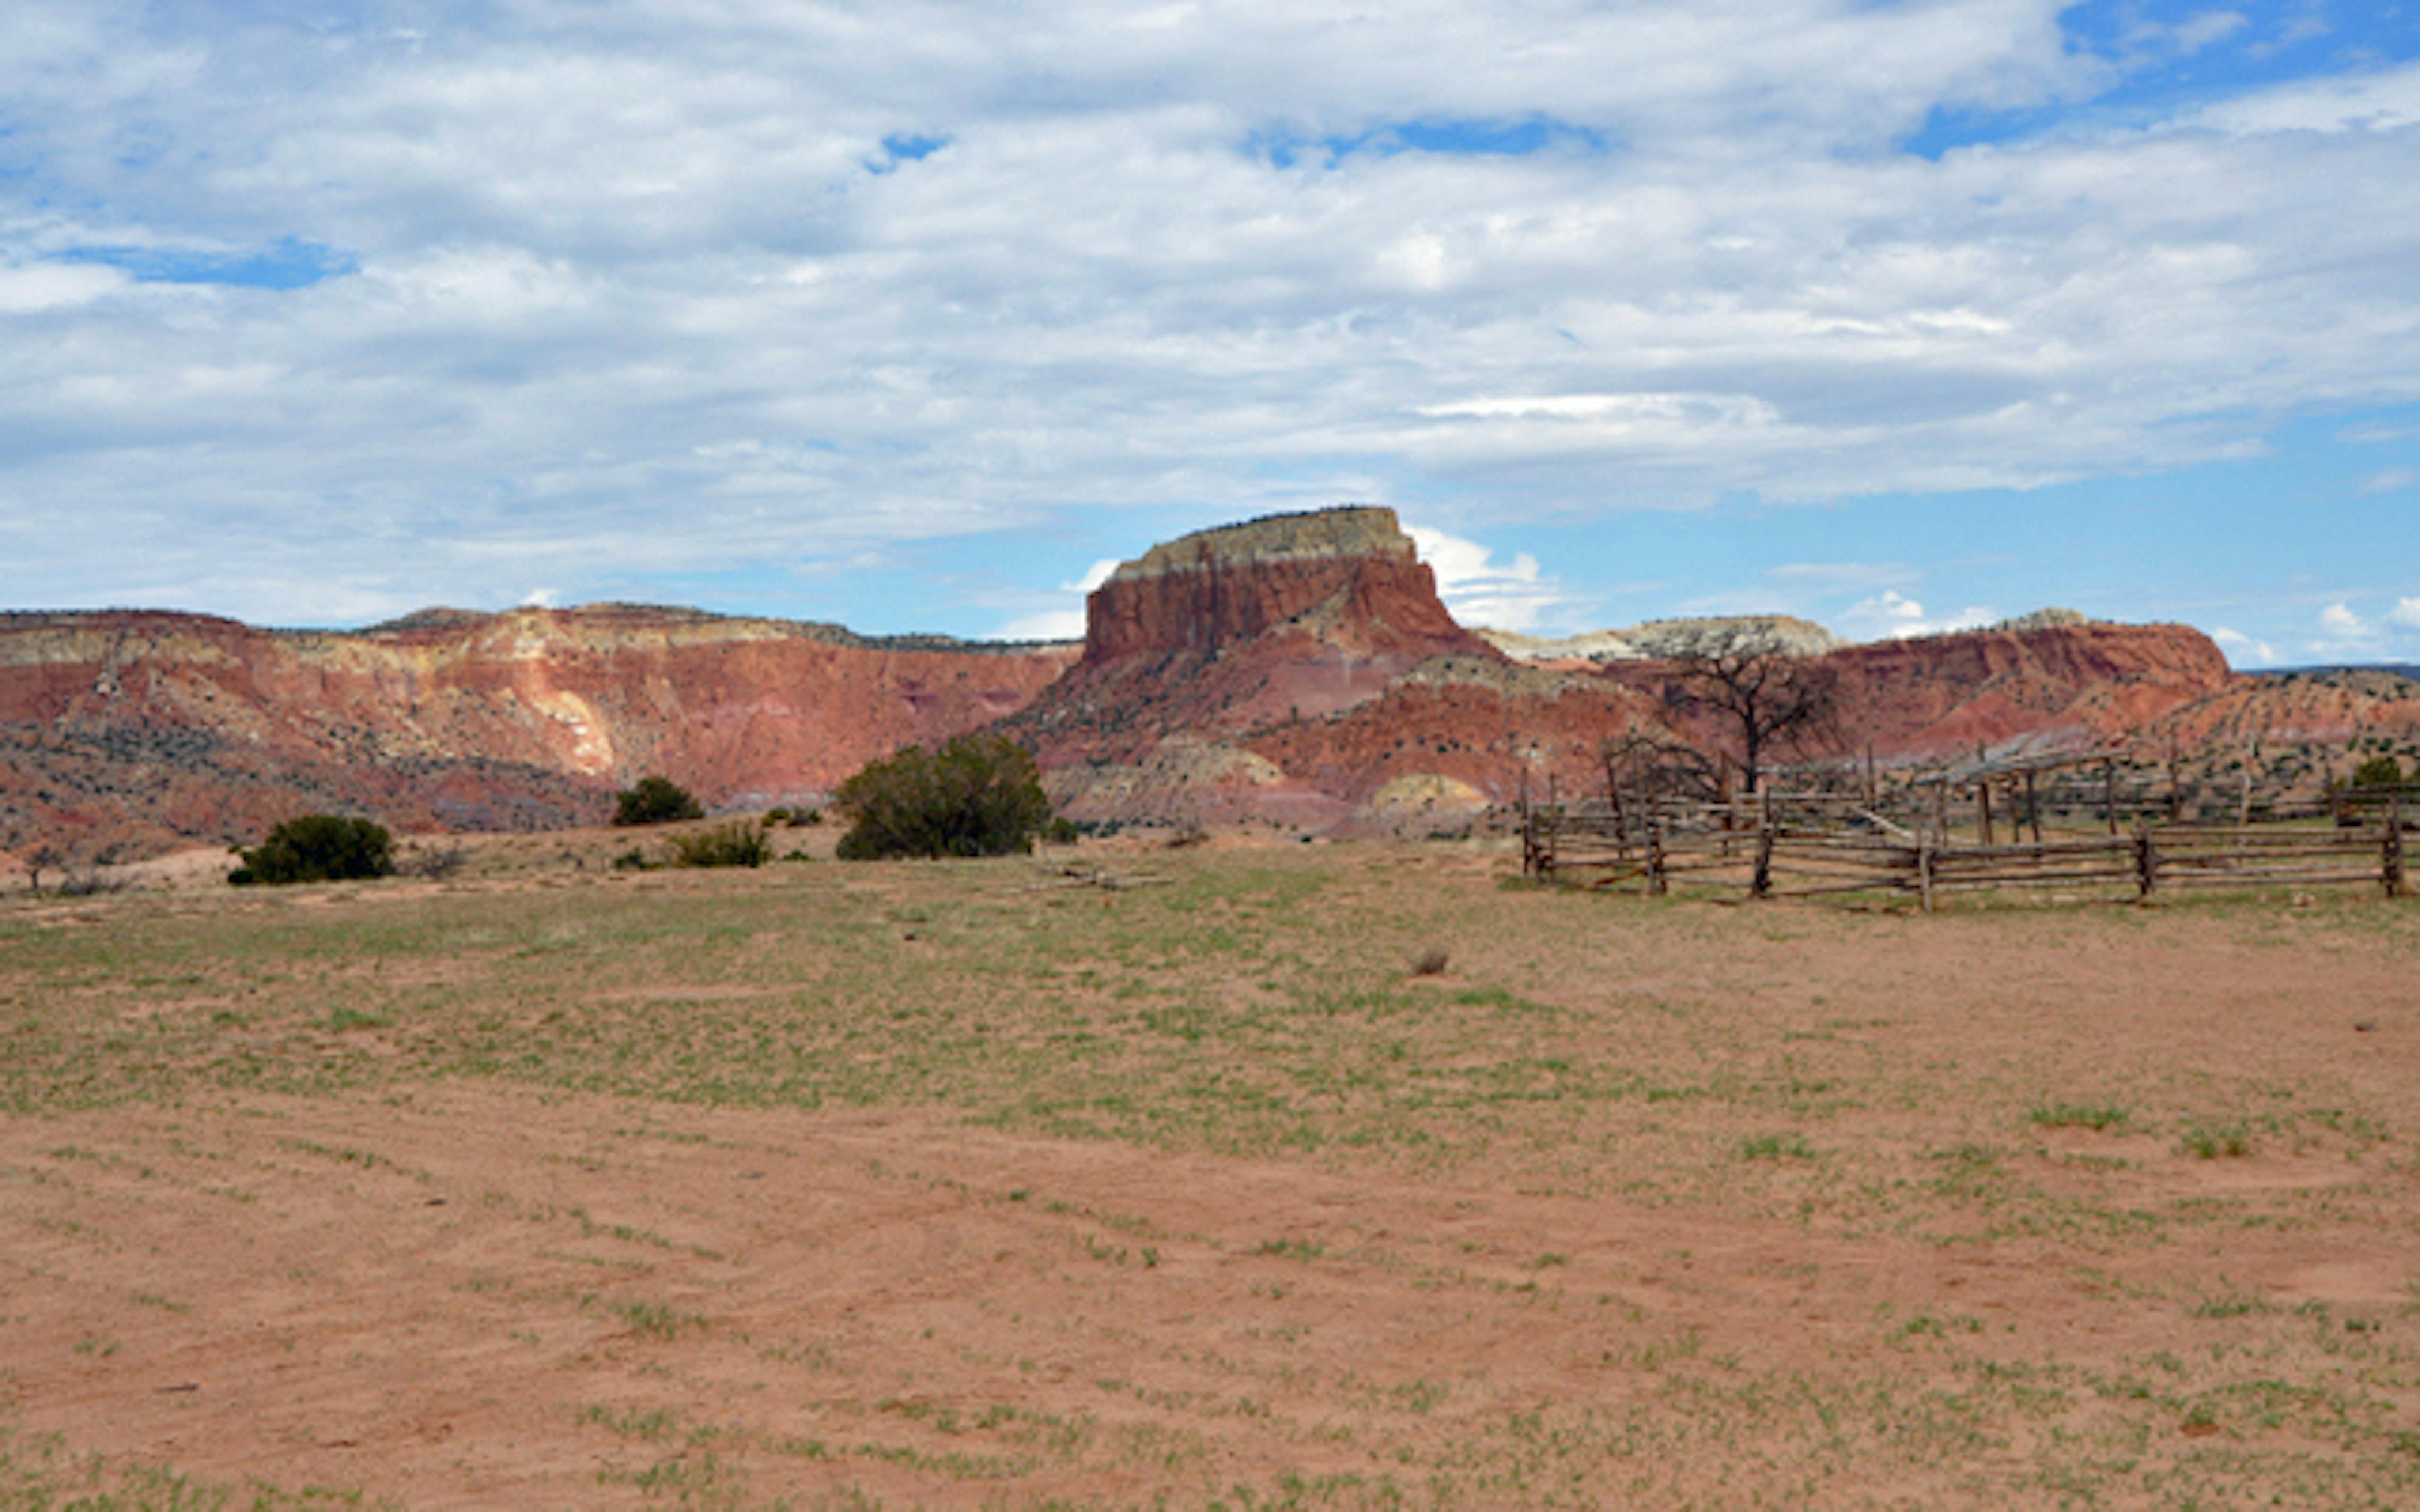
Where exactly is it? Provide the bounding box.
[1737,1131,1818,1161]
[2029,1100,2132,1131]
[5,842,2419,1508]
[2179,1120,2255,1159]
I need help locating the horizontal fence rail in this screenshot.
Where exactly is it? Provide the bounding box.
[1521,789,2408,909]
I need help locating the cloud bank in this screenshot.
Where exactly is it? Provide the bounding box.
[1,2,2416,629]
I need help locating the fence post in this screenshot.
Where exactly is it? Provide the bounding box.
[1977,781,1995,847]
[1917,840,1935,914]
[1520,769,1533,877]
[2134,819,2158,900]
[2388,792,2406,900]
[1646,801,1667,898]
[1752,789,1775,899]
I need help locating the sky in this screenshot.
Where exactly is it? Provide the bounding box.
[3,1,2418,666]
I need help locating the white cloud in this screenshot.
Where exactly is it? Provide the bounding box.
[1405,523,1578,634]
[2192,59,2420,136]
[1766,562,1920,591]
[0,260,123,312]
[2302,599,2415,660]
[992,557,1121,641]
[2358,469,2416,495]
[2343,422,2420,443]
[1838,590,1995,641]
[2319,601,2374,640]
[2133,11,2250,60]
[2,2,2419,625]
[2211,625,2277,665]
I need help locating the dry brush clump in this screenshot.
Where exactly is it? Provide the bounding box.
[612,775,704,827]
[664,821,773,869]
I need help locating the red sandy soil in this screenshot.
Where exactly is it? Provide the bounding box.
[5,853,2418,1508]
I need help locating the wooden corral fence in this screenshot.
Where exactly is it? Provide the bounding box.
[1521,786,2408,909]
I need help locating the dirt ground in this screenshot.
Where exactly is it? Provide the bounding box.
[3,837,2418,1508]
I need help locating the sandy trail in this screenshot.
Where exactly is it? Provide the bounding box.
[7,1077,2416,1508]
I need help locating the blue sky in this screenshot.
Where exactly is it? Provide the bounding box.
[3,1,2418,665]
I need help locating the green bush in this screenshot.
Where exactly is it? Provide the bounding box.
[2350,755,2408,788]
[666,821,772,869]
[613,775,704,826]
[834,733,1055,860]
[230,815,395,886]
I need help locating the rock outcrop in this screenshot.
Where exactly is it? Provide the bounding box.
[1811,620,2238,756]
[1009,508,1636,829]
[1477,614,1846,665]
[1082,508,1465,663]
[1015,508,1495,765]
[0,606,1074,862]
[10,509,2408,864]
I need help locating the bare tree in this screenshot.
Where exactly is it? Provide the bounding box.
[1662,627,1840,796]
[1600,729,1721,806]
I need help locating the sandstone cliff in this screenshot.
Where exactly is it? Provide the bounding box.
[1015,508,1493,766]
[1009,508,1650,830]
[1813,620,2237,756]
[0,606,1073,862]
[11,511,2410,865]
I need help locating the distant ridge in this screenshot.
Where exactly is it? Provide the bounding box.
[2251,663,2420,681]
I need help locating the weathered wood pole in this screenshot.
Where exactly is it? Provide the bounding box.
[1646,801,1668,898]
[1933,781,1949,848]
[1977,781,1995,848]
[2024,769,2041,846]
[1520,768,1533,877]
[2388,792,2406,900]
[2134,818,2158,900]
[2104,760,2119,836]
[1752,789,1775,899]
[1544,772,1559,881]
[1917,840,1935,913]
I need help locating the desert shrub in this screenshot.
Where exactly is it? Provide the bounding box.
[613,775,704,826]
[1409,947,1451,977]
[610,847,653,872]
[231,815,394,886]
[399,843,470,880]
[834,734,1054,860]
[2350,755,2408,788]
[666,821,772,869]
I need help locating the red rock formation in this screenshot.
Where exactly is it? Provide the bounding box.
[1081,507,1471,664]
[1813,621,2237,756]
[0,605,1073,862]
[1015,508,1496,769]
[10,509,2407,863]
[1577,620,2246,773]
[1008,508,1655,829]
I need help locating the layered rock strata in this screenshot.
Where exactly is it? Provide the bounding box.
[0,606,1074,862]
